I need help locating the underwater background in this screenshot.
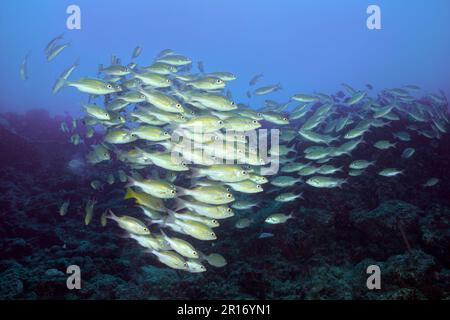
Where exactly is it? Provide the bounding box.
[1,0,450,299]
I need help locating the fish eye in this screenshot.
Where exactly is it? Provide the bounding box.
[193,251,197,256]
[140,94,146,99]
[216,79,222,83]
[252,120,258,124]
[283,117,288,121]
[227,208,232,212]
[212,219,218,224]
[176,103,182,108]
[210,232,215,236]
[171,190,176,194]
[105,113,109,117]
[257,113,262,117]
[231,102,235,106]
[257,185,262,188]
[143,228,148,232]
[226,193,232,198]
[241,170,248,175]
[218,120,223,125]
[164,132,169,136]
[107,84,113,89]
[166,79,170,83]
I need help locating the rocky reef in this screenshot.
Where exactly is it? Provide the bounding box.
[0,109,449,300]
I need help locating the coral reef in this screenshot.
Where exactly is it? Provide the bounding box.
[0,109,449,300]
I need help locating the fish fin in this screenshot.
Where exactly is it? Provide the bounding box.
[106,209,118,221]
[189,167,204,180]
[125,176,136,189]
[176,186,188,197]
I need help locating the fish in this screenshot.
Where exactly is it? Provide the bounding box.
[275,192,303,202]
[90,180,104,191]
[231,200,259,210]
[249,73,264,86]
[176,199,234,219]
[20,51,30,81]
[107,210,150,235]
[254,84,282,96]
[65,47,448,274]
[45,33,64,55]
[193,165,249,183]
[203,253,227,267]
[127,177,177,199]
[265,212,294,224]
[291,94,318,103]
[84,199,96,226]
[156,54,192,66]
[47,43,70,62]
[59,200,70,216]
[235,218,253,229]
[402,148,416,159]
[132,46,143,59]
[374,140,396,150]
[208,72,236,81]
[423,178,439,187]
[178,186,234,205]
[347,91,367,105]
[160,230,199,259]
[66,78,122,95]
[349,160,376,170]
[173,219,217,241]
[149,249,188,270]
[258,232,274,239]
[83,104,111,121]
[270,176,302,187]
[172,211,220,228]
[198,61,204,73]
[186,259,207,273]
[306,176,347,188]
[378,168,404,177]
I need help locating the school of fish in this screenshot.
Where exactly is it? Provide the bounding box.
[23,34,449,272]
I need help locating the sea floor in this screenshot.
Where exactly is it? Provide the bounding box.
[1,109,449,300]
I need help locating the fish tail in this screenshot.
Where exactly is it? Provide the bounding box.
[124,187,135,200]
[106,209,118,222]
[175,186,188,197]
[125,176,136,189]
[189,167,203,180]
[174,198,187,212]
[160,228,169,240]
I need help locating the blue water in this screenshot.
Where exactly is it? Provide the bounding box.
[1,0,450,115]
[1,0,450,301]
